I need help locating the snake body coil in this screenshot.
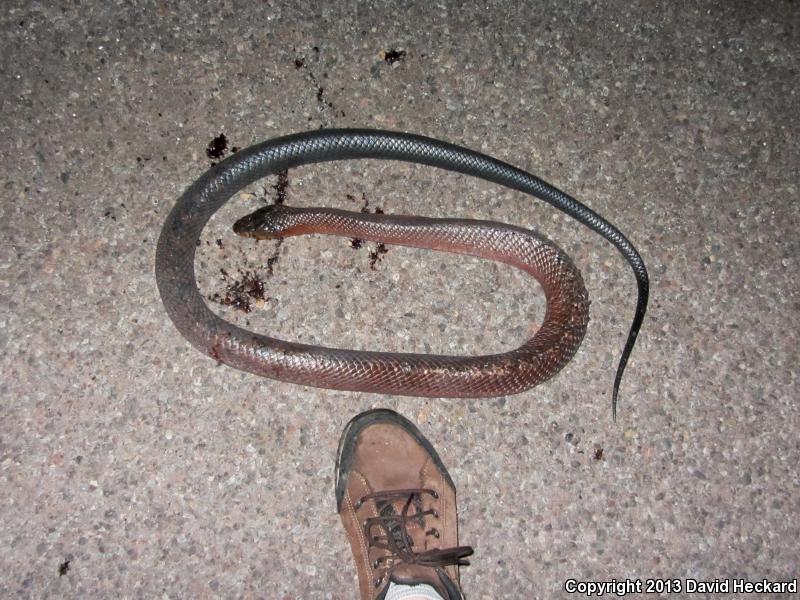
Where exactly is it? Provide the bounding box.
[155,129,649,415]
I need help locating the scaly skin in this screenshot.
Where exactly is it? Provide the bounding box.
[224,204,589,397]
[155,129,647,411]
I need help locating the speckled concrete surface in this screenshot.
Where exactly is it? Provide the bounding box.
[1,1,798,598]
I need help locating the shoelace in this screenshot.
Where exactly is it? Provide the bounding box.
[357,488,474,588]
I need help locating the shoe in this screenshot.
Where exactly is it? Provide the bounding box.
[335,409,473,600]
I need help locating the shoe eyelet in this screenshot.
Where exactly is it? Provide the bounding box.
[433,510,439,519]
[431,490,439,499]
[354,499,363,509]
[432,528,440,538]
[372,559,379,569]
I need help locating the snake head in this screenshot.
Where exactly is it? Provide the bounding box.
[233,204,298,239]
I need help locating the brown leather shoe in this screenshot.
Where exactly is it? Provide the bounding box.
[335,409,473,600]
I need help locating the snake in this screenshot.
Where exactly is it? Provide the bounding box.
[155,129,649,417]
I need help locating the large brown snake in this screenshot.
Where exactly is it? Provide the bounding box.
[155,130,649,416]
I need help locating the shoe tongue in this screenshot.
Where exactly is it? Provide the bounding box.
[373,498,453,597]
[389,565,450,598]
